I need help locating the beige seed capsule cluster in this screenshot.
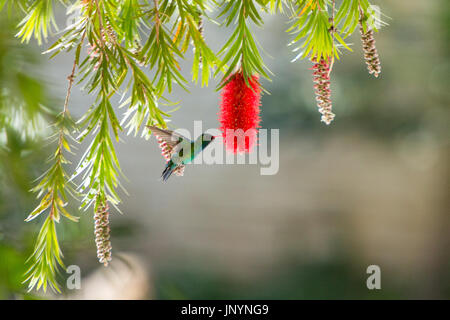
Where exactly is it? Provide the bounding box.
[359,22,381,77]
[94,200,112,266]
[312,56,335,125]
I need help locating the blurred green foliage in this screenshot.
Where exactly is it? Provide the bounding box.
[155,256,404,299]
[0,8,58,298]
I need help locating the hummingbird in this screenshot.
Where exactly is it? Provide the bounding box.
[147,125,215,182]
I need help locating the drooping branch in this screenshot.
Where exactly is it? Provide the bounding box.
[23,30,85,293]
[0,0,387,292]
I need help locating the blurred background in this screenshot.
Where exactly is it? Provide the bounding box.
[0,0,449,299]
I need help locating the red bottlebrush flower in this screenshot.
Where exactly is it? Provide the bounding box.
[219,72,261,153]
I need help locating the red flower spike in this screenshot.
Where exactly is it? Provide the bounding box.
[219,72,261,154]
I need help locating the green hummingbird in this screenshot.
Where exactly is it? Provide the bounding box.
[147,125,215,182]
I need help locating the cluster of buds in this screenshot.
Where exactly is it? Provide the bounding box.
[101,22,117,46]
[359,22,381,77]
[198,17,204,38]
[87,43,100,65]
[311,56,335,125]
[94,198,112,266]
[131,40,146,67]
[194,14,204,64]
[86,22,117,70]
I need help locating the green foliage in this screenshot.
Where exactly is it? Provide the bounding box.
[336,0,383,36]
[25,115,78,223]
[24,216,65,292]
[0,9,54,199]
[20,72,79,292]
[0,19,51,144]
[216,0,271,86]
[17,0,69,45]
[288,0,384,61]
[171,0,219,87]
[288,1,338,61]
[0,0,385,293]
[141,0,188,93]
[266,0,288,14]
[0,0,27,13]
[1,3,77,292]
[0,244,40,299]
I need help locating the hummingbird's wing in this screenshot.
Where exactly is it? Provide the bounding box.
[147,125,189,158]
[147,126,189,148]
[147,125,187,176]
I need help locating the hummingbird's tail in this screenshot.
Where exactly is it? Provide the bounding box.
[161,161,176,182]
